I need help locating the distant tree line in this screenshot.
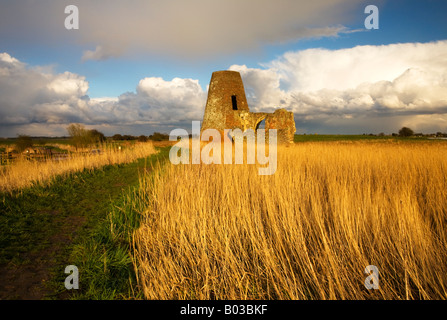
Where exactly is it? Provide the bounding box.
[394,127,447,138]
[362,127,447,138]
[111,134,138,141]
[15,134,34,152]
[66,124,169,148]
[111,132,169,142]
[66,123,106,150]
[398,127,414,137]
[8,127,169,154]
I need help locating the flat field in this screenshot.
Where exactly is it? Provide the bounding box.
[133,140,447,299]
[1,137,446,300]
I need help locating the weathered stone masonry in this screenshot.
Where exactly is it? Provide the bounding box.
[201,70,295,143]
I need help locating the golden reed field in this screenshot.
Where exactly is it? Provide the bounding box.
[0,142,156,193]
[133,140,447,300]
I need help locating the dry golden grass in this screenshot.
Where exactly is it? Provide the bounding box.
[0,142,157,193]
[133,140,447,300]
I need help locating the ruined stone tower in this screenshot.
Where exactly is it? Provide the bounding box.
[201,70,296,143]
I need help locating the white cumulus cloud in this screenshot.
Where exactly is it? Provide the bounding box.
[233,40,447,133]
[2,40,447,136]
[0,52,207,136]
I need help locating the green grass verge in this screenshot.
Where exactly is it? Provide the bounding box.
[65,148,170,299]
[0,147,170,299]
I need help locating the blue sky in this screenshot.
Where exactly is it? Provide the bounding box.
[1,0,446,136]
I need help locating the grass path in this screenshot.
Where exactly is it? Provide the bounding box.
[0,147,169,299]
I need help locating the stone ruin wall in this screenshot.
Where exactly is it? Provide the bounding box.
[201,70,295,143]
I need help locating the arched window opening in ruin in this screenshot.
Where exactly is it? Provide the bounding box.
[256,118,266,130]
[231,95,238,110]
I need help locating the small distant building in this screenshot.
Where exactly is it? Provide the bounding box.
[22,147,36,155]
[22,147,53,155]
